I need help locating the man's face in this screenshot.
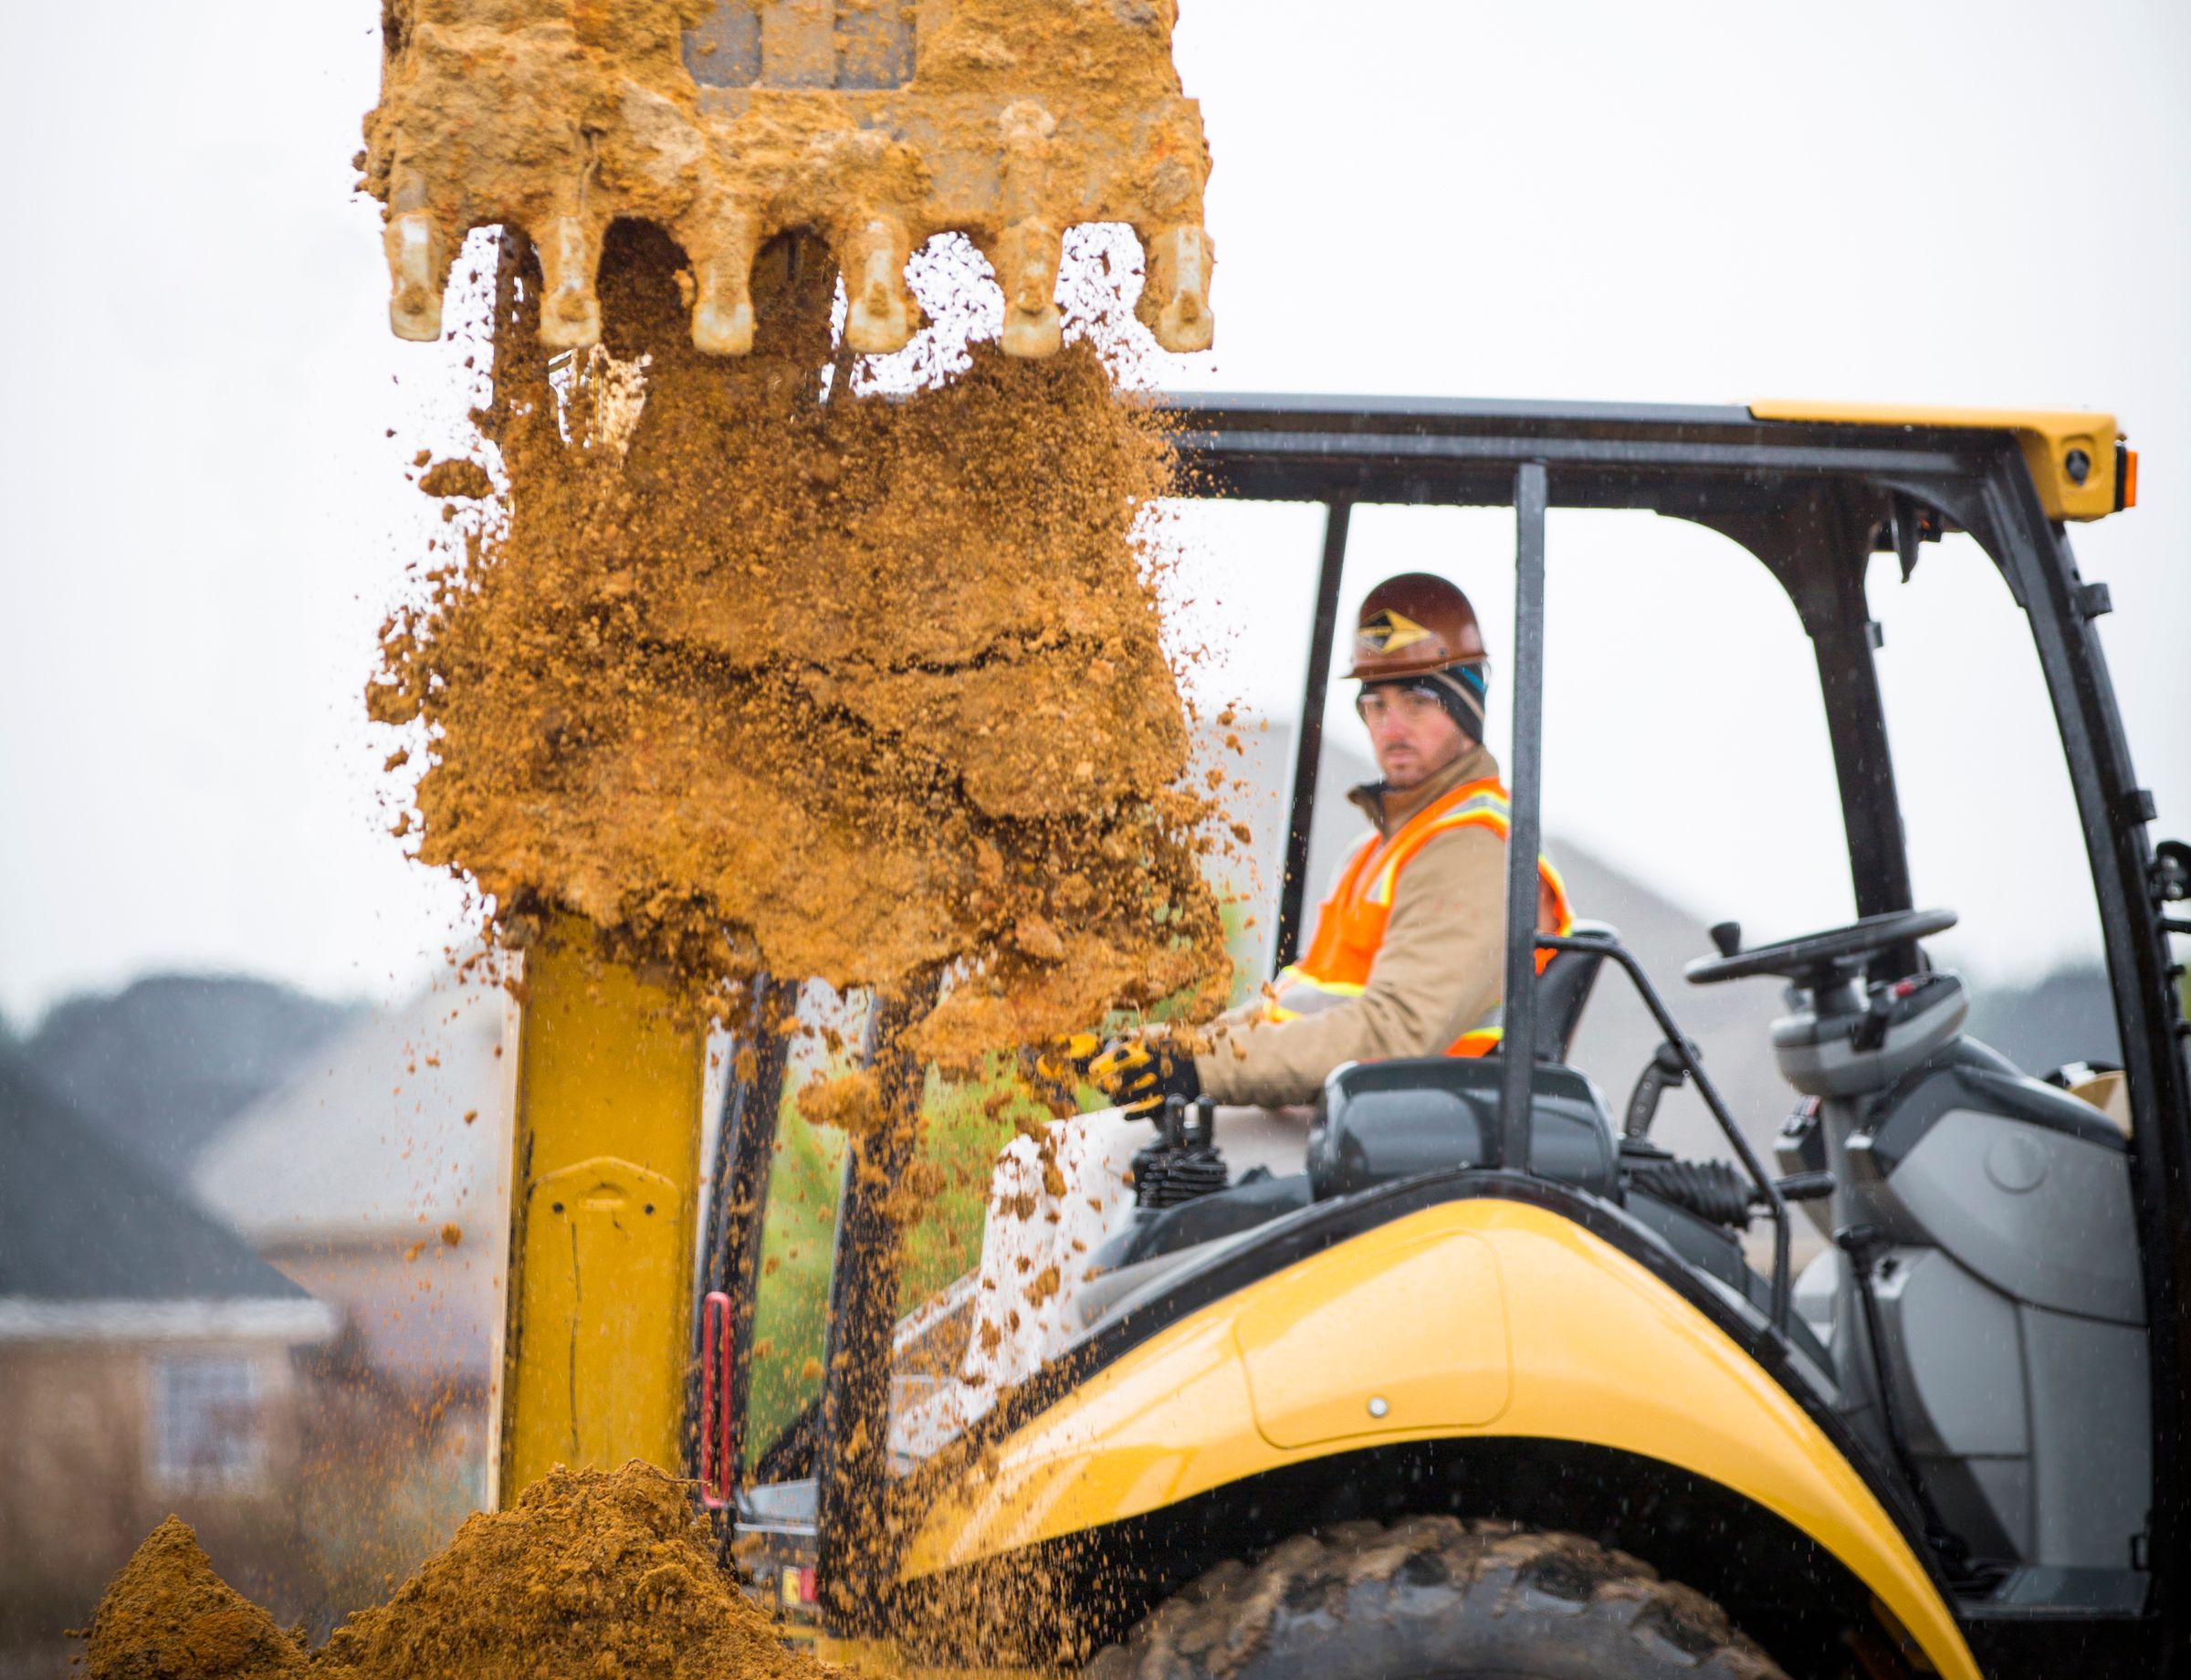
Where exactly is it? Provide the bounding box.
[1357,683,1469,789]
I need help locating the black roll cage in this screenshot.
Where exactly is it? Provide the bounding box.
[1160,391,2189,1657]
[709,394,2186,1664]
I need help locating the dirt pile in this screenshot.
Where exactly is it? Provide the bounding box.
[372,222,1232,1059]
[320,1463,818,1680]
[86,1465,829,1680]
[84,1518,305,1680]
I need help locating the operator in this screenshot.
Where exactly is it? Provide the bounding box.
[901,575,1574,1454]
[1094,570,1574,1114]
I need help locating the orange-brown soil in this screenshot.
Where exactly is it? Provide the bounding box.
[414,458,492,500]
[85,1464,830,1680]
[83,1518,306,1680]
[372,224,1232,1058]
[362,1,1211,356]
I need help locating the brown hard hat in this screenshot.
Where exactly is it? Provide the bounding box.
[1344,572,1488,681]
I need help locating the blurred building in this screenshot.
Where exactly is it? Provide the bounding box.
[16,974,361,1176]
[191,978,511,1391]
[0,1060,334,1648]
[185,977,512,1631]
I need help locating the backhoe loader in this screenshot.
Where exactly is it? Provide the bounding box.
[687,399,2179,1680]
[361,5,2187,1675]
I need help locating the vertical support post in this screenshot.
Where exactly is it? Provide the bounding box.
[1813,610,1917,928]
[813,972,938,1628]
[1274,499,1354,974]
[1497,464,1549,1171]
[1717,494,1916,942]
[688,975,799,1503]
[499,929,708,1501]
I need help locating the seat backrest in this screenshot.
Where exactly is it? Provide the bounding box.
[1313,1055,1618,1201]
[1534,918,1616,1063]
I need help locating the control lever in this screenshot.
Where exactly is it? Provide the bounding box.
[1851,986,1898,1053]
[1131,1095,1228,1209]
[1623,1039,1695,1139]
[1772,1169,1836,1203]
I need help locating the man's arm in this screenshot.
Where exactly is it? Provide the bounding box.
[1193,825,1510,1108]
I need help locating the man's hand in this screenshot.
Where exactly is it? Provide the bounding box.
[1087,1032,1200,1116]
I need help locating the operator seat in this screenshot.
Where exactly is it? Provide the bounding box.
[1084,921,1624,1279]
[1533,918,1614,1064]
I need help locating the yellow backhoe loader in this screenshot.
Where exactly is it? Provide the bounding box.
[364,6,2186,1677]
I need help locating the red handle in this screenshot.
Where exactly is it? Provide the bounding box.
[699,1290,734,1509]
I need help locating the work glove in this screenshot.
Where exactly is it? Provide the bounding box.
[1087,1032,1201,1117]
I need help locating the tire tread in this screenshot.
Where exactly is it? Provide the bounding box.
[1089,1520,1787,1680]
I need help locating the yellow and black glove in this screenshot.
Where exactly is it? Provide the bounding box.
[1087,1033,1201,1117]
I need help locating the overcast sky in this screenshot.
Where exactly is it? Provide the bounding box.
[3,0,2186,1025]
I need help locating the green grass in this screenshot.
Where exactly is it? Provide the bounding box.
[740,1060,1040,1464]
[738,924,1249,1465]
[741,1086,847,1465]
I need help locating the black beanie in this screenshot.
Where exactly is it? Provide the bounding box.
[1373,661,1490,742]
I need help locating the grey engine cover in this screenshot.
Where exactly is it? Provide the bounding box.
[1841,1074,2148,1570]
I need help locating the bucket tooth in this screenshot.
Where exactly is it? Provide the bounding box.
[536,216,603,352]
[1139,224,1215,354]
[995,220,1063,359]
[690,257,756,356]
[842,216,917,355]
[386,210,446,343]
[686,208,760,355]
[995,100,1062,358]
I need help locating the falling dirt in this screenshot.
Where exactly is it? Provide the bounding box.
[414,458,492,499]
[326,15,1233,1673]
[796,1068,883,1136]
[85,1465,831,1680]
[372,218,1232,1061]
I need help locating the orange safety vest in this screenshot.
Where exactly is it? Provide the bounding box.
[1268,776,1574,1058]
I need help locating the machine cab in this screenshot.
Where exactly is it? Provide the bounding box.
[694,400,2184,1676]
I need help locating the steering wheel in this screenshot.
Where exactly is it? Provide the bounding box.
[1683,907,1957,987]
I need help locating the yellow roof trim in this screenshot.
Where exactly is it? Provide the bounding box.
[1751,399,2127,522]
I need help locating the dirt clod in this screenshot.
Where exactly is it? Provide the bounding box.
[415,458,494,499]
[797,1069,883,1136]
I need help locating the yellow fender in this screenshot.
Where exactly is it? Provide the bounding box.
[903,1197,1979,1680]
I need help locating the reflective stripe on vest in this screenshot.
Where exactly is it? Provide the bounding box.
[1268,776,1575,1057]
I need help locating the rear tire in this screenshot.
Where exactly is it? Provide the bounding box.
[1085,1519,1787,1680]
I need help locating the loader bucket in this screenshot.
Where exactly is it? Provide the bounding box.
[362,0,1215,358]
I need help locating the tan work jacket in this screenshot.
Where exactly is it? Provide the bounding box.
[1193,743,1511,1108]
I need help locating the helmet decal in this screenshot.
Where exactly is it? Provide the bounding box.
[1358,607,1433,656]
[1345,573,1485,683]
